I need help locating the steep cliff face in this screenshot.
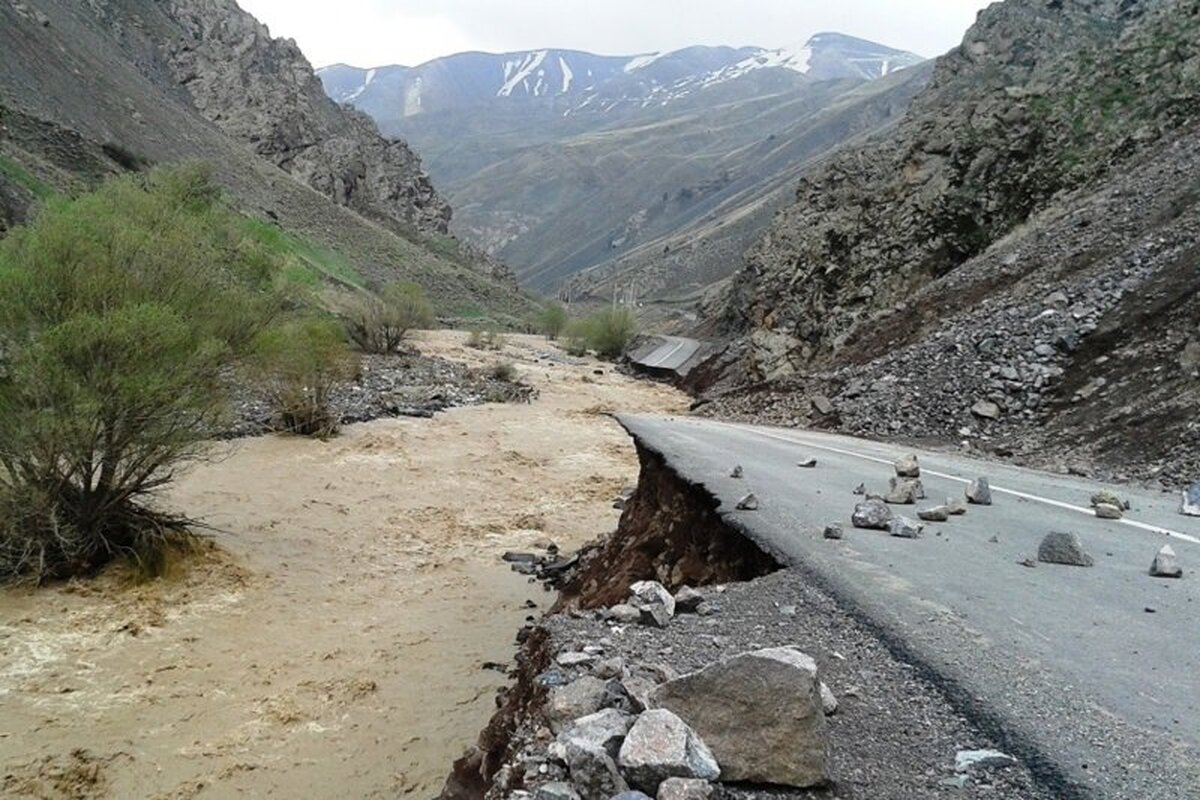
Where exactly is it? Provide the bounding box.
[722,0,1194,364]
[158,0,452,237]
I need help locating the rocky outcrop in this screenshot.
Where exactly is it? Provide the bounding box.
[722,0,1192,360]
[156,0,452,237]
[696,0,1200,489]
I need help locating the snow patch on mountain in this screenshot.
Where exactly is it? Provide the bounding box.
[499,50,548,97]
[624,52,663,73]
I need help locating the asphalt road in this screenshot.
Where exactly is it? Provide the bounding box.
[629,336,701,375]
[618,414,1200,799]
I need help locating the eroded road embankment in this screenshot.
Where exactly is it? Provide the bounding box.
[0,332,688,800]
[445,423,1067,800]
[469,414,1195,800]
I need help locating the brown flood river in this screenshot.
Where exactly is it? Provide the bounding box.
[0,332,686,799]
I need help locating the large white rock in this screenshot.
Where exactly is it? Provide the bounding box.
[650,647,828,788]
[617,709,719,794]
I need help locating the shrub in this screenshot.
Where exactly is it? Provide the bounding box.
[0,165,284,583]
[345,281,434,353]
[250,317,358,439]
[585,307,637,358]
[489,361,517,382]
[562,321,591,357]
[538,302,569,340]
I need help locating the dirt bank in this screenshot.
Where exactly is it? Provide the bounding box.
[0,332,687,799]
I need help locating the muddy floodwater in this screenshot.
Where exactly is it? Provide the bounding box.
[0,332,687,799]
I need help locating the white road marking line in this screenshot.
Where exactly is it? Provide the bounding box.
[713,421,1200,546]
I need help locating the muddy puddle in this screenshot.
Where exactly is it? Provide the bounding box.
[0,332,688,799]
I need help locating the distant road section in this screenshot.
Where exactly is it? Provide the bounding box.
[618,414,1200,799]
[629,335,702,377]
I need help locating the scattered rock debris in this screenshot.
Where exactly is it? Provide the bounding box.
[1149,545,1183,578]
[1037,531,1094,567]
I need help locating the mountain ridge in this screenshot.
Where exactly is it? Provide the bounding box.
[319,32,927,295]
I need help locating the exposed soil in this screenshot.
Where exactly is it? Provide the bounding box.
[0,331,687,800]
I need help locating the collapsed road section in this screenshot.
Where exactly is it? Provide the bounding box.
[440,414,1200,799]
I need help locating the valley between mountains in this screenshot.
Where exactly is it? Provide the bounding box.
[2,0,1200,799]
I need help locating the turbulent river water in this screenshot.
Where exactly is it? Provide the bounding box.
[0,332,687,799]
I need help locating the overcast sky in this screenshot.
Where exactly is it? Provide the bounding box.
[236,0,995,69]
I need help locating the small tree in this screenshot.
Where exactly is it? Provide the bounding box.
[538,302,569,340]
[585,307,637,358]
[345,282,434,353]
[250,317,358,439]
[0,165,284,583]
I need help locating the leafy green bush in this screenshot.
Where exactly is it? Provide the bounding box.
[0,165,285,583]
[585,307,637,358]
[562,321,591,357]
[250,317,358,439]
[538,302,569,340]
[344,281,434,353]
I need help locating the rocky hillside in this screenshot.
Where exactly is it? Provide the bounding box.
[320,34,925,293]
[0,0,531,319]
[696,0,1200,486]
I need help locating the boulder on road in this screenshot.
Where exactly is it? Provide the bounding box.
[650,647,827,788]
[797,457,818,468]
[729,465,743,479]
[736,493,759,511]
[894,454,921,478]
[1094,503,1123,520]
[885,477,924,505]
[617,709,719,794]
[890,516,924,539]
[1180,482,1200,517]
[917,506,951,522]
[1150,545,1183,578]
[852,499,894,530]
[946,497,968,516]
[1037,532,1094,567]
[966,478,993,505]
[1090,489,1128,510]
[823,524,843,540]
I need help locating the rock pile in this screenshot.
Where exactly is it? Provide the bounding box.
[526,642,834,799]
[229,351,535,437]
